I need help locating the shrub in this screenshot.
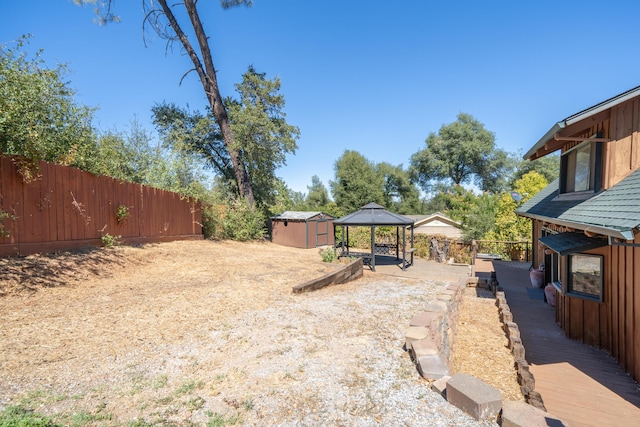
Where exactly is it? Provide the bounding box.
[202,198,265,241]
[116,204,130,225]
[101,233,121,248]
[319,247,337,263]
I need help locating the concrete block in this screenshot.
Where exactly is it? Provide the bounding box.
[501,400,567,427]
[512,339,526,361]
[526,391,546,411]
[409,311,441,328]
[416,354,449,380]
[424,301,447,312]
[410,338,439,360]
[467,277,479,287]
[446,373,502,421]
[405,326,429,349]
[437,293,454,302]
[431,375,451,397]
[501,309,513,324]
[446,283,461,291]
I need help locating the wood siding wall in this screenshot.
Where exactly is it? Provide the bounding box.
[534,223,640,383]
[604,98,640,189]
[0,156,202,257]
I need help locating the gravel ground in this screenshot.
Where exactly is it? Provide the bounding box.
[0,240,503,426]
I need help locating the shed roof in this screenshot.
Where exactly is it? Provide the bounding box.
[333,203,414,226]
[271,211,332,221]
[516,168,640,240]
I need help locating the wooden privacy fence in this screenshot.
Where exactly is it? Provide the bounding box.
[0,155,202,257]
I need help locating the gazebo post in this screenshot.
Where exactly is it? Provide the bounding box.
[396,227,400,260]
[402,227,407,270]
[410,225,415,266]
[344,225,348,256]
[370,225,376,271]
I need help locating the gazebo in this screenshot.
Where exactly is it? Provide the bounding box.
[333,203,415,271]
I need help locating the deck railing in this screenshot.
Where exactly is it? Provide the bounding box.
[474,239,532,262]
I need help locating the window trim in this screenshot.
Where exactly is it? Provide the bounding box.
[542,228,563,292]
[559,138,603,195]
[566,253,604,302]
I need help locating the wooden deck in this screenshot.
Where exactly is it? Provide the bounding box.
[474,259,640,427]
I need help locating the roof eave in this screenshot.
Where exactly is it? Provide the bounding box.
[517,211,636,240]
[523,123,564,160]
[524,85,640,160]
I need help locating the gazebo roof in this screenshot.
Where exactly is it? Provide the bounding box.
[333,203,415,226]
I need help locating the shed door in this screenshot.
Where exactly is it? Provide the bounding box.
[316,220,329,246]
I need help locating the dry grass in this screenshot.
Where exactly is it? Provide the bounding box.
[0,240,521,425]
[452,288,525,402]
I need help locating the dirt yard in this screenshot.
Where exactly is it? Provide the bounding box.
[0,240,521,426]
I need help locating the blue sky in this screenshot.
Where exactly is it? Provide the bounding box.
[3,1,640,195]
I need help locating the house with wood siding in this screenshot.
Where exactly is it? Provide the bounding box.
[516,85,640,382]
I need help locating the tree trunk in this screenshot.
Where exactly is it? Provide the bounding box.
[157,0,255,206]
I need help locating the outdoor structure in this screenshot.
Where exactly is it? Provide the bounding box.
[333,203,415,271]
[516,84,640,382]
[270,211,334,249]
[407,212,462,239]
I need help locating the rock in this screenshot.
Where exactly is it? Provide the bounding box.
[431,375,451,397]
[405,326,429,350]
[416,354,449,380]
[501,400,568,427]
[446,373,502,421]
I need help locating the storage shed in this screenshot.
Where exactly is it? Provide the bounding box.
[271,211,335,249]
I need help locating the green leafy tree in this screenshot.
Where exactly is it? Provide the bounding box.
[0,36,95,180]
[306,175,330,210]
[484,171,548,243]
[152,103,236,187]
[153,66,299,208]
[330,150,385,213]
[410,113,509,193]
[461,192,499,242]
[266,178,306,217]
[87,119,208,199]
[511,153,559,187]
[226,66,299,207]
[377,162,424,214]
[425,185,478,222]
[76,0,258,205]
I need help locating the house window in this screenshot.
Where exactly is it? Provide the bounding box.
[567,254,603,302]
[560,140,602,194]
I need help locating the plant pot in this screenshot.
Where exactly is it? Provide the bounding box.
[530,270,545,288]
[545,283,556,307]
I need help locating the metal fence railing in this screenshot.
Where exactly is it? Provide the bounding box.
[474,239,532,263]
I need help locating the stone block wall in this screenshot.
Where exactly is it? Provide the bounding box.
[404,280,467,380]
